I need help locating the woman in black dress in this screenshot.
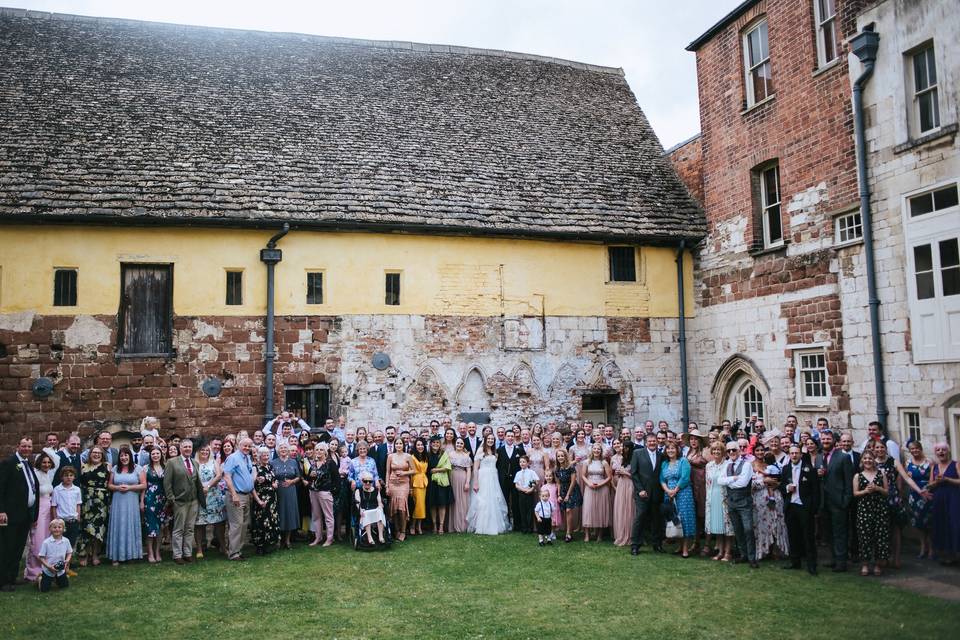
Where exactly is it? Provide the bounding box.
[555,448,582,543]
[252,447,281,555]
[853,449,890,576]
[426,437,453,534]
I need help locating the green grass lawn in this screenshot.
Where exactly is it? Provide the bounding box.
[3,534,956,639]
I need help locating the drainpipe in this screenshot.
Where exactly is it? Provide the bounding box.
[260,223,290,422]
[850,26,889,430]
[676,240,690,431]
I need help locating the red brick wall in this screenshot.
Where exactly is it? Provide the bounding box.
[699,247,837,307]
[694,0,869,271]
[666,135,704,206]
[781,293,848,409]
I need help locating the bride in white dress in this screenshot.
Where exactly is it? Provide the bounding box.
[467,434,512,535]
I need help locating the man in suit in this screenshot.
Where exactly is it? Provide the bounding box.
[81,430,119,467]
[838,431,862,561]
[464,423,482,460]
[55,434,83,486]
[369,430,389,480]
[163,438,206,564]
[0,437,40,591]
[496,430,525,521]
[629,433,664,555]
[780,444,820,575]
[819,431,853,572]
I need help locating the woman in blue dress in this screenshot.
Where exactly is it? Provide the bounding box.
[903,440,933,558]
[195,444,226,558]
[660,441,695,557]
[270,442,302,549]
[141,447,167,563]
[107,446,145,565]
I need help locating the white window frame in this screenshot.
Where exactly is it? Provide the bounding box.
[794,349,830,406]
[903,179,960,363]
[834,210,863,246]
[813,0,838,68]
[898,408,922,445]
[910,43,940,136]
[743,18,773,107]
[759,163,784,248]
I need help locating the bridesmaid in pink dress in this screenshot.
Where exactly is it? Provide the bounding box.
[542,469,561,531]
[447,438,473,533]
[611,440,636,546]
[24,453,56,581]
[526,435,550,487]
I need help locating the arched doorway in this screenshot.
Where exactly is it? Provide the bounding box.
[711,355,771,424]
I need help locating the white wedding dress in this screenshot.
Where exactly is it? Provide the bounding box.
[467,453,512,535]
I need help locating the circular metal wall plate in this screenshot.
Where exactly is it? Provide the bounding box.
[372,352,391,370]
[202,377,223,397]
[32,377,55,398]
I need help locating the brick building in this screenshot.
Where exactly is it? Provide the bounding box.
[670,0,871,431]
[669,0,959,450]
[0,9,703,448]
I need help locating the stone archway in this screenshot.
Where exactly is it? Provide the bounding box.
[711,354,771,424]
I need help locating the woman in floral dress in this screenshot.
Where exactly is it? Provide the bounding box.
[251,447,280,554]
[195,444,226,558]
[749,443,788,560]
[854,449,890,576]
[77,446,110,566]
[141,447,168,563]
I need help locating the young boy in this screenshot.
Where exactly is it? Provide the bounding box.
[51,467,82,576]
[38,519,72,592]
[534,487,555,546]
[513,456,539,534]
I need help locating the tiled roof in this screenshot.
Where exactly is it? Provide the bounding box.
[0,8,705,242]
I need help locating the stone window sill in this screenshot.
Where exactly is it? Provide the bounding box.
[748,242,787,259]
[894,123,958,155]
[812,58,842,78]
[115,352,174,359]
[833,237,864,250]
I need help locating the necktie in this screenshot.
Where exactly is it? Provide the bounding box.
[727,461,736,476]
[185,458,193,476]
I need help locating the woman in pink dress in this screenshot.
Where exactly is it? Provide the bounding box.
[24,452,56,581]
[611,440,636,546]
[580,443,613,542]
[526,435,549,486]
[542,469,561,531]
[447,438,473,533]
[683,429,708,554]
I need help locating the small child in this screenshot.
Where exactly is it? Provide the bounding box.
[513,456,539,534]
[51,467,81,576]
[355,472,386,545]
[541,469,560,540]
[38,519,72,592]
[534,487,555,546]
[762,451,781,508]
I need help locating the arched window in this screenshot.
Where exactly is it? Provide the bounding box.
[712,355,770,424]
[740,381,765,420]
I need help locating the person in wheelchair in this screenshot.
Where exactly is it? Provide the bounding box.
[355,472,387,546]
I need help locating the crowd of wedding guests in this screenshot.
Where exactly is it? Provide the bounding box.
[1,411,959,592]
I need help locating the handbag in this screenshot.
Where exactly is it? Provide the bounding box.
[663,497,683,539]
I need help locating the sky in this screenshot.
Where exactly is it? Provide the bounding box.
[8,0,735,149]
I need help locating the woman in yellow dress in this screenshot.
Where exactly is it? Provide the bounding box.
[410,438,430,536]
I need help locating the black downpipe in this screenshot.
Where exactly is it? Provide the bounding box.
[260,223,290,422]
[851,27,889,429]
[676,240,690,430]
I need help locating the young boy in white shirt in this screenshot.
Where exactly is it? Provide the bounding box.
[513,456,539,534]
[38,519,72,592]
[51,467,82,575]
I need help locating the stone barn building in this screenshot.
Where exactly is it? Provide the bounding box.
[0,9,704,446]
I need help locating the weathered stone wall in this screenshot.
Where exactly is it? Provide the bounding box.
[0,312,685,448]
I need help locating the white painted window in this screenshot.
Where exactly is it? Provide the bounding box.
[813,0,838,68]
[795,349,830,405]
[911,43,940,135]
[743,19,773,107]
[741,382,765,420]
[759,163,783,248]
[904,181,960,363]
[834,210,863,245]
[899,408,922,445]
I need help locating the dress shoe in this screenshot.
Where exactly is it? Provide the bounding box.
[184,556,194,563]
[630,546,640,556]
[832,564,847,573]
[652,545,664,553]
[808,567,818,576]
[782,564,800,570]
[750,561,759,569]
[174,557,185,565]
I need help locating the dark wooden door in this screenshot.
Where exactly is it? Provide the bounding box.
[119,264,172,355]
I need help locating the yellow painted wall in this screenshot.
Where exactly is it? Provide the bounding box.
[0,225,695,317]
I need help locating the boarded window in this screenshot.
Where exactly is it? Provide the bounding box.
[226,271,243,305]
[307,272,324,304]
[284,386,330,430]
[385,272,401,306]
[53,268,78,306]
[608,247,636,282]
[118,264,173,355]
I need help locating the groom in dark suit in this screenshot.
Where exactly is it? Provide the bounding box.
[629,433,664,554]
[819,431,853,572]
[780,444,820,575]
[496,430,525,522]
[0,437,40,591]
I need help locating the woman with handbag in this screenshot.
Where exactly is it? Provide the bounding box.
[660,442,695,557]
